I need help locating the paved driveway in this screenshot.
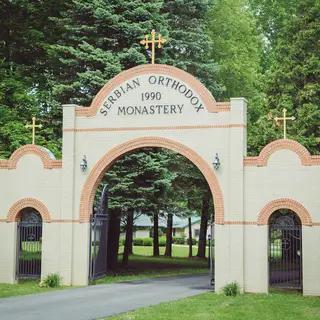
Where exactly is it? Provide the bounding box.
[0,274,212,320]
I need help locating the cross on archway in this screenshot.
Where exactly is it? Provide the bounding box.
[274,108,295,139]
[25,117,43,145]
[140,29,167,65]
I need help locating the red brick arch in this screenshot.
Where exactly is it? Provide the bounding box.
[244,139,320,166]
[79,137,224,223]
[7,198,51,222]
[257,198,312,226]
[0,144,62,170]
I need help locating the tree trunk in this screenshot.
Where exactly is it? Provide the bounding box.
[107,209,121,270]
[122,210,133,266]
[128,211,133,255]
[153,213,159,256]
[188,217,192,258]
[165,214,173,257]
[197,196,209,258]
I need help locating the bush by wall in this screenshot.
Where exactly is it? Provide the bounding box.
[222,281,240,297]
[42,273,62,288]
[119,238,125,246]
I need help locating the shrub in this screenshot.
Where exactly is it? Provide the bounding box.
[133,238,143,246]
[187,237,197,245]
[222,281,240,297]
[159,236,166,247]
[172,236,185,244]
[142,238,153,246]
[119,238,125,246]
[42,273,62,288]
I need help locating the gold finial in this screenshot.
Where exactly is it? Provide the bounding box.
[271,108,295,139]
[25,117,43,145]
[140,29,167,64]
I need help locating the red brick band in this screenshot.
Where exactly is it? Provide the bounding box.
[64,124,246,133]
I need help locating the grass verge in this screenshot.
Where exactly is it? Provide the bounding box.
[105,291,320,320]
[0,279,75,299]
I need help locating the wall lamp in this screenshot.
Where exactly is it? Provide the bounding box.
[80,155,87,172]
[212,153,220,171]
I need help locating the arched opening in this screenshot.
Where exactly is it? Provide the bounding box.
[87,146,216,284]
[268,209,302,291]
[16,207,43,279]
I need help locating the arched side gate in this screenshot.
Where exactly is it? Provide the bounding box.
[89,184,109,281]
[16,209,43,278]
[269,211,302,290]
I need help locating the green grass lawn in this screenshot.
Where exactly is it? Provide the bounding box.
[94,245,210,284]
[106,292,320,320]
[0,279,75,299]
[118,245,211,258]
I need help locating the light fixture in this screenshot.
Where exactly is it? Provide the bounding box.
[212,153,220,171]
[80,155,87,172]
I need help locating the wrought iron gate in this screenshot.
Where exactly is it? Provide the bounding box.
[17,218,42,278]
[269,215,302,290]
[89,184,109,281]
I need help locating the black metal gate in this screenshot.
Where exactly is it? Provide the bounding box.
[269,215,302,290]
[89,184,109,281]
[17,220,42,278]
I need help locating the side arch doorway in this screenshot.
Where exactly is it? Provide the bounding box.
[16,208,43,279]
[268,209,302,290]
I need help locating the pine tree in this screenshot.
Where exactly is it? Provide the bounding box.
[161,0,223,97]
[248,0,320,154]
[50,0,168,106]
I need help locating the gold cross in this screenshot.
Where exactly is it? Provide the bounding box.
[140,29,167,64]
[25,117,43,145]
[273,108,295,139]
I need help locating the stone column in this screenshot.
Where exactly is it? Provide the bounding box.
[59,104,77,285]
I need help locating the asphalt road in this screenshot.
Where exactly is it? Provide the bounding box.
[0,274,212,320]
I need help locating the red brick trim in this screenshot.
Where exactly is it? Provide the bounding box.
[64,124,246,133]
[257,198,313,226]
[7,198,51,222]
[0,145,62,170]
[51,219,80,223]
[224,221,256,225]
[79,136,224,224]
[75,64,229,117]
[244,139,320,167]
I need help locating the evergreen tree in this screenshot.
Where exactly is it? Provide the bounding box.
[161,0,223,97]
[248,0,320,154]
[208,0,263,101]
[50,0,168,106]
[0,0,68,158]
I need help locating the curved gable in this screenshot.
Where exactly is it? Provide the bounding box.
[75,64,230,117]
[0,145,62,170]
[244,139,320,167]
